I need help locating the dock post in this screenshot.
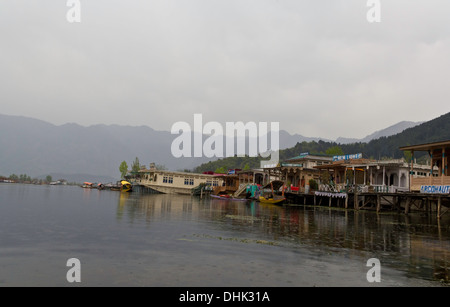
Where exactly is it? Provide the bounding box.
[437,196,442,219]
[345,195,349,209]
[354,193,359,210]
[304,194,306,205]
[329,196,332,207]
[405,197,410,215]
[376,194,381,213]
[314,194,316,206]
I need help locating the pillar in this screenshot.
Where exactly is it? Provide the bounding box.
[442,148,446,185]
[410,150,414,192]
[437,196,442,219]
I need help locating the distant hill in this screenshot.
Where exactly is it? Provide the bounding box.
[0,113,442,180]
[282,112,450,161]
[335,121,422,144]
[194,112,450,172]
[0,114,214,180]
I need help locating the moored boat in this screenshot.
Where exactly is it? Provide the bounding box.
[82,182,94,189]
[258,180,286,205]
[258,195,285,205]
[121,180,133,192]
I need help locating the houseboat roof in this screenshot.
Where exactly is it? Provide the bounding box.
[399,140,450,152]
[138,169,216,177]
[286,153,333,162]
[314,158,374,169]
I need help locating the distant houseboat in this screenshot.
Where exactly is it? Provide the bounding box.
[135,163,221,195]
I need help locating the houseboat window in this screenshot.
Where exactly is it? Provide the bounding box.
[184,178,194,186]
[163,176,173,184]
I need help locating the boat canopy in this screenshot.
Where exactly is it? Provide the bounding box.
[262,180,285,191]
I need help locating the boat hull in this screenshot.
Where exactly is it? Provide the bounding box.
[258,196,285,205]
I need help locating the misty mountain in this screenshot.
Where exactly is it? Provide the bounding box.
[0,114,214,180]
[0,113,425,181]
[195,112,450,173]
[335,121,422,144]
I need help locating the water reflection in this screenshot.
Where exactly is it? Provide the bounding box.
[117,193,449,283]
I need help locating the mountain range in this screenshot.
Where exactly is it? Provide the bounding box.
[0,113,424,182]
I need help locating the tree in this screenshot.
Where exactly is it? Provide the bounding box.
[243,163,251,171]
[214,166,227,174]
[326,146,344,156]
[119,161,128,179]
[46,175,52,183]
[9,174,19,181]
[131,157,140,173]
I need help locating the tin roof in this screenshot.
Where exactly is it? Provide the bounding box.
[399,140,450,152]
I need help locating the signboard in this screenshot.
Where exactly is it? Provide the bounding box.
[420,185,450,194]
[333,153,362,162]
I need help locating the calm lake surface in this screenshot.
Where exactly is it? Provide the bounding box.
[0,183,449,287]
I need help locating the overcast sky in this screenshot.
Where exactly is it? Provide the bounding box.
[1,0,449,140]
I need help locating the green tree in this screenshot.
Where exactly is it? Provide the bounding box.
[326,146,344,156]
[309,179,318,190]
[131,157,140,173]
[9,174,18,181]
[46,175,52,183]
[214,166,227,174]
[119,161,128,179]
[243,163,250,171]
[403,150,412,163]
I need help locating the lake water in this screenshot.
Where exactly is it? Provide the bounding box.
[0,183,448,287]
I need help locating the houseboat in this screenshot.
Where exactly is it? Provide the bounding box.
[135,163,221,195]
[261,153,333,193]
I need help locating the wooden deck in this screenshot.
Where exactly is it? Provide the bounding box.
[285,191,450,220]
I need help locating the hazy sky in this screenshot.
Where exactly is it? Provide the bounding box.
[1,0,449,140]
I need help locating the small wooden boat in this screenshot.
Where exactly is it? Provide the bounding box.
[259,196,285,204]
[81,182,94,189]
[121,180,133,192]
[259,180,286,205]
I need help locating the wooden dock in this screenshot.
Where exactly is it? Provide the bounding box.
[285,191,450,220]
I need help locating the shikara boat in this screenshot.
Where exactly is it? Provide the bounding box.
[258,195,285,204]
[259,180,286,205]
[82,182,94,189]
[121,180,133,192]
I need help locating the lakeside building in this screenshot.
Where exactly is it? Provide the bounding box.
[400,140,450,192]
[236,169,267,186]
[136,163,221,194]
[261,153,333,193]
[315,158,436,193]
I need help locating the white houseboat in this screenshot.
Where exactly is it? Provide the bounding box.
[135,163,221,195]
